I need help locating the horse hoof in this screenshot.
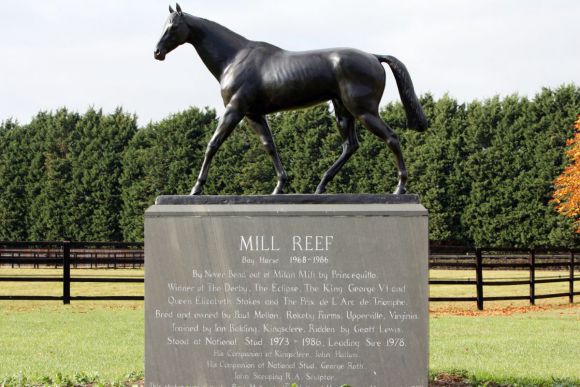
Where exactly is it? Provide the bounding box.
[392,186,407,195]
[190,186,202,195]
[314,187,326,194]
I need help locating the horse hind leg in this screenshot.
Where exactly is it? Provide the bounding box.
[356,111,408,195]
[246,115,288,194]
[315,100,359,194]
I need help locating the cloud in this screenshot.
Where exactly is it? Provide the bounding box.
[1,0,578,125]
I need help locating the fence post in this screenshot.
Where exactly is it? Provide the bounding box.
[63,241,71,305]
[529,249,536,306]
[570,251,575,304]
[475,248,484,311]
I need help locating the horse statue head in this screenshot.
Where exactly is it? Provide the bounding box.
[154,4,190,61]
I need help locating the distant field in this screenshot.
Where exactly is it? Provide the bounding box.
[1,267,574,310]
[0,268,578,385]
[0,267,143,300]
[430,269,576,311]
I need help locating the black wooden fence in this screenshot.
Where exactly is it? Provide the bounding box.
[1,241,578,309]
[430,245,579,310]
[0,241,144,304]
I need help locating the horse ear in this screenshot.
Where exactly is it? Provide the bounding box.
[176,3,183,15]
[169,4,174,13]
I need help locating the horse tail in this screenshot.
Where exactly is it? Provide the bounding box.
[375,54,428,131]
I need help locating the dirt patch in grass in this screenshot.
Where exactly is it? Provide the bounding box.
[430,302,579,317]
[430,372,470,386]
[429,373,512,386]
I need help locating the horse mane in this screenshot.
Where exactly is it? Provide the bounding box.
[186,14,249,50]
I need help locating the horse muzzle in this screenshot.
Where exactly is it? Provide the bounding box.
[154,48,166,61]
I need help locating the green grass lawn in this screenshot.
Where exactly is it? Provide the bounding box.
[0,302,143,383]
[0,268,579,385]
[0,268,144,383]
[430,308,580,385]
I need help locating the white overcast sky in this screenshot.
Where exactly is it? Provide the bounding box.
[1,0,579,126]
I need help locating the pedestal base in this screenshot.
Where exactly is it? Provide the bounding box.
[145,195,428,387]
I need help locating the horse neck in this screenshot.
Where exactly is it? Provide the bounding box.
[185,14,249,80]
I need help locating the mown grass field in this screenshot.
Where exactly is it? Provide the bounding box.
[430,307,580,385]
[0,268,579,385]
[0,268,144,382]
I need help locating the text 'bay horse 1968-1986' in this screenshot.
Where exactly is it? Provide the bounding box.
[154,3,428,195]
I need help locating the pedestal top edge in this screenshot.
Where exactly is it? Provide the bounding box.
[145,203,427,217]
[155,194,419,205]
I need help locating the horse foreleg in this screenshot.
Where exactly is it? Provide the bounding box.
[246,115,288,194]
[357,112,408,195]
[191,106,243,195]
[315,101,359,194]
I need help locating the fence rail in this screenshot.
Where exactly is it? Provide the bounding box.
[1,242,578,308]
[1,240,144,269]
[429,246,579,310]
[0,241,144,304]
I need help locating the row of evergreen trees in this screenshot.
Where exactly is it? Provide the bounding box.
[1,86,578,246]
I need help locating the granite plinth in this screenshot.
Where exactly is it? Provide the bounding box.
[145,197,428,387]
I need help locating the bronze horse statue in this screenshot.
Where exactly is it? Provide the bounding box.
[154,4,428,195]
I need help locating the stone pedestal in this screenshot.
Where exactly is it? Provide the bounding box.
[145,195,428,387]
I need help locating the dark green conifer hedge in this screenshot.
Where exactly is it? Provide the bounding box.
[1,86,578,246]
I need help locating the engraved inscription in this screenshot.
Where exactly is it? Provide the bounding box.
[149,232,425,386]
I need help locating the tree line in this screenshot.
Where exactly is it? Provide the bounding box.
[0,85,578,246]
